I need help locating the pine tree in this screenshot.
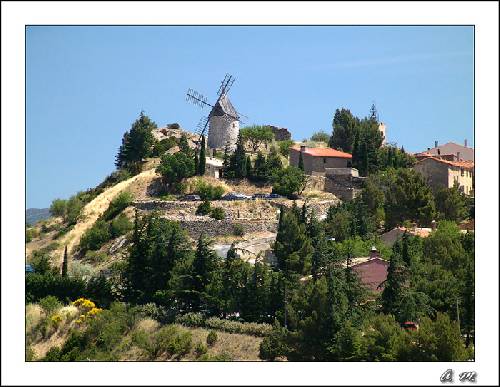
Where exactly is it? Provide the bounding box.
[179,133,191,155]
[115,111,156,170]
[252,151,267,181]
[222,141,231,178]
[369,103,378,122]
[228,133,247,178]
[298,151,304,171]
[192,234,218,311]
[198,135,206,175]
[61,245,68,277]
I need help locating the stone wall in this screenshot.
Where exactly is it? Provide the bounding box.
[324,175,365,201]
[178,218,277,239]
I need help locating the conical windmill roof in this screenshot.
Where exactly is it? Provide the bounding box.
[212,94,239,119]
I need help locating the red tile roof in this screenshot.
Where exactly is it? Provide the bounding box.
[291,145,352,159]
[417,156,474,170]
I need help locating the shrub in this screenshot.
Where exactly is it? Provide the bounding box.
[39,295,62,316]
[134,325,192,360]
[259,321,289,360]
[194,180,225,200]
[79,220,111,253]
[206,330,218,347]
[195,341,208,357]
[196,200,211,216]
[26,227,38,242]
[50,199,67,217]
[65,195,85,225]
[232,224,245,237]
[168,123,180,129]
[175,313,205,327]
[110,213,133,238]
[28,251,53,275]
[101,191,133,222]
[69,261,96,280]
[138,303,177,325]
[277,140,294,157]
[26,273,86,304]
[84,250,108,264]
[210,207,225,220]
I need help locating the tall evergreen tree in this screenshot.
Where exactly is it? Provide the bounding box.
[198,135,206,175]
[228,133,247,178]
[298,150,304,171]
[222,141,231,178]
[61,245,68,277]
[179,133,191,155]
[115,111,156,171]
[246,155,252,178]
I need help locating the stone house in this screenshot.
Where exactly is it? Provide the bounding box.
[289,145,352,175]
[351,248,389,293]
[204,157,224,179]
[414,156,474,195]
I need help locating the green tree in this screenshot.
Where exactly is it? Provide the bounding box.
[61,245,68,277]
[271,167,307,199]
[156,152,195,191]
[197,135,206,176]
[240,125,274,152]
[298,150,304,171]
[115,111,156,171]
[178,133,192,156]
[434,182,468,222]
[329,108,359,152]
[250,151,267,181]
[50,199,67,217]
[265,146,283,179]
[310,131,330,143]
[227,133,247,178]
[384,168,436,229]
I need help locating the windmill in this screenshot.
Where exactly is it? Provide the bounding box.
[186,74,245,151]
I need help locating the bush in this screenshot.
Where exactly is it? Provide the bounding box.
[138,303,177,325]
[84,250,108,264]
[79,220,111,253]
[175,313,273,337]
[168,123,180,129]
[194,180,225,200]
[232,224,245,237]
[134,325,192,360]
[206,330,218,347]
[50,199,67,217]
[101,191,133,222]
[196,200,211,216]
[26,273,86,304]
[210,207,225,220]
[26,227,38,243]
[259,321,289,360]
[110,213,133,238]
[65,195,85,225]
[277,140,294,157]
[39,295,62,316]
[195,341,208,357]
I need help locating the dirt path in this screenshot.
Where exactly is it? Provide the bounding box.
[52,169,158,265]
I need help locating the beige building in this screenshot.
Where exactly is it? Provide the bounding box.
[289,145,352,175]
[204,157,224,179]
[414,156,474,195]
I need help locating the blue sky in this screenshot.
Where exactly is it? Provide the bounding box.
[26,26,474,208]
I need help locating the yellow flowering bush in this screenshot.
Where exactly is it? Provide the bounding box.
[50,314,62,326]
[72,298,102,324]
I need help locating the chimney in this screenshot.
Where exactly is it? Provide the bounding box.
[437,148,440,155]
[435,140,438,148]
[369,246,379,259]
[464,139,468,147]
[457,151,461,160]
[300,145,307,152]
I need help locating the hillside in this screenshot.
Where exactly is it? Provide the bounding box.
[26,208,50,225]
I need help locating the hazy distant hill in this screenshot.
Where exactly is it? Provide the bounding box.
[26,208,51,225]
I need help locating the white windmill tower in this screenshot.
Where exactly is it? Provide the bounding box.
[186,74,246,151]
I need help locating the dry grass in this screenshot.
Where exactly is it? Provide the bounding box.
[181,325,263,361]
[51,168,157,264]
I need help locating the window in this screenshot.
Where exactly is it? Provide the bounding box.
[461,168,464,176]
[323,158,327,164]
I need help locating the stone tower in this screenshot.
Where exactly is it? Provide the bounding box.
[207,94,240,150]
[378,122,387,145]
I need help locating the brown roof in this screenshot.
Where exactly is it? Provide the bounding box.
[416,156,474,170]
[351,257,389,292]
[291,145,352,159]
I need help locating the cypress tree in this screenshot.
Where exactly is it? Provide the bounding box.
[61,245,68,277]
[194,150,199,175]
[298,150,304,171]
[199,135,206,175]
[222,141,231,178]
[246,155,252,178]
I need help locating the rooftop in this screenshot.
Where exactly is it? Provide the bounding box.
[291,145,352,159]
[416,156,474,170]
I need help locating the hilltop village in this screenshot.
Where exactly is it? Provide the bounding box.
[25,105,475,362]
